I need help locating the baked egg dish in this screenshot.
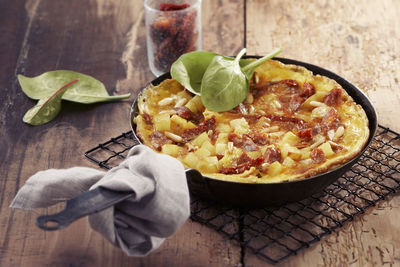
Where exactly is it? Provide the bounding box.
[133,60,369,183]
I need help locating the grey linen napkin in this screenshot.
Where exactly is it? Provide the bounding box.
[10,145,190,257]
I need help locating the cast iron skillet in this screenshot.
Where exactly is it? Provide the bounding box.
[36,56,378,230]
[130,56,378,207]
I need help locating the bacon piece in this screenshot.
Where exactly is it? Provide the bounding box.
[174,106,204,124]
[149,131,172,151]
[219,157,264,174]
[264,147,281,163]
[278,94,304,113]
[248,132,269,145]
[322,108,342,131]
[237,153,252,165]
[311,148,325,163]
[296,128,312,140]
[251,82,274,98]
[312,122,323,136]
[174,106,192,119]
[280,79,299,88]
[323,88,342,106]
[228,133,258,151]
[182,116,216,141]
[289,95,304,112]
[301,83,316,98]
[142,113,153,124]
[210,130,219,144]
[266,114,305,124]
[252,80,298,98]
[243,114,262,124]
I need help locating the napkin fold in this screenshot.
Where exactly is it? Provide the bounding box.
[10,145,190,257]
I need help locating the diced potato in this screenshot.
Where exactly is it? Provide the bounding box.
[310,134,326,149]
[201,140,216,155]
[280,143,309,160]
[170,115,196,130]
[203,110,224,122]
[161,144,181,157]
[283,156,295,168]
[206,156,218,165]
[300,147,311,159]
[247,150,262,159]
[230,118,250,134]
[194,147,211,158]
[279,144,290,158]
[216,123,232,133]
[177,90,192,99]
[185,95,204,113]
[192,132,210,147]
[287,146,302,160]
[183,153,199,168]
[216,133,229,144]
[153,113,171,131]
[318,142,335,157]
[281,132,300,146]
[216,143,227,156]
[198,156,218,173]
[268,161,282,176]
[218,147,242,168]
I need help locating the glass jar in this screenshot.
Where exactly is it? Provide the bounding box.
[145,0,202,76]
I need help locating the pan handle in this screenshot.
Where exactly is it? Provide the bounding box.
[36,187,134,231]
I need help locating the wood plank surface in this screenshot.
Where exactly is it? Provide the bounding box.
[246,0,400,266]
[0,0,244,266]
[1,0,399,266]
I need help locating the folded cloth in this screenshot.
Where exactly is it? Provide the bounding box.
[10,145,190,257]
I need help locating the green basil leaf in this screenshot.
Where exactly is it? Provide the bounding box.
[200,49,248,112]
[171,51,255,95]
[23,80,78,125]
[171,51,219,95]
[18,70,130,104]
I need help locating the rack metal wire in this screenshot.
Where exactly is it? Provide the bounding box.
[85,125,400,263]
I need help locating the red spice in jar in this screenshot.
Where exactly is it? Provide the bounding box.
[150,2,199,73]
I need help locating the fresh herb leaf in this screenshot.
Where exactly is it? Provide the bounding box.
[171,51,218,95]
[199,48,282,112]
[23,80,78,126]
[200,48,248,112]
[18,70,130,104]
[171,51,255,95]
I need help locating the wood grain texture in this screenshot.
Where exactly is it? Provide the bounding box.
[0,0,244,266]
[246,0,400,266]
[246,0,400,133]
[1,0,399,266]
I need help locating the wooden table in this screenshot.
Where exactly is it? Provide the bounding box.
[1,0,399,266]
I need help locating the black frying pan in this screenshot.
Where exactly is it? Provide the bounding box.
[130,56,378,207]
[36,57,377,230]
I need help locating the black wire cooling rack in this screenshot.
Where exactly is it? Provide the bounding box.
[85,125,400,263]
